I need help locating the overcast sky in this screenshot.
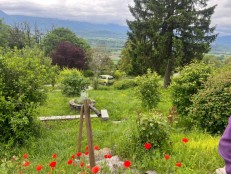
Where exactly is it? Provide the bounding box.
[0,0,230,35]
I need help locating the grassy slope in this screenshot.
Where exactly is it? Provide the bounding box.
[1,88,224,173]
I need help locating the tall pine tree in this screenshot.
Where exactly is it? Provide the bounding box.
[126,0,217,87]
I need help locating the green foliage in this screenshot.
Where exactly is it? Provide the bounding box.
[189,68,231,134]
[113,70,125,79]
[0,20,10,48]
[126,0,217,86]
[113,78,136,90]
[137,111,171,151]
[171,62,212,116]
[41,27,90,55]
[60,68,89,96]
[0,47,52,145]
[136,70,161,109]
[83,69,94,77]
[89,47,114,75]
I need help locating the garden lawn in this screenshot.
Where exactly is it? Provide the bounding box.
[0,88,225,173]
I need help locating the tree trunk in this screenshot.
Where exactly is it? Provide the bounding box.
[164,59,172,88]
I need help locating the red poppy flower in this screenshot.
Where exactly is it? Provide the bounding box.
[94,145,100,150]
[67,159,73,165]
[164,154,170,160]
[85,151,89,155]
[77,152,82,157]
[22,154,28,159]
[71,155,75,159]
[176,162,182,167]
[182,138,189,143]
[104,154,112,159]
[36,165,43,171]
[144,142,152,150]
[86,146,89,151]
[49,161,57,168]
[124,160,131,168]
[80,161,85,167]
[91,165,100,173]
[52,154,58,158]
[23,161,30,167]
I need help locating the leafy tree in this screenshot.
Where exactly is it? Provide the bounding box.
[51,41,87,69]
[0,47,53,145]
[127,0,217,87]
[0,19,10,48]
[118,41,134,75]
[41,27,90,55]
[202,54,223,68]
[89,47,114,75]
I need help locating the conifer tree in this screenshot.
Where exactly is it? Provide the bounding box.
[126,0,217,87]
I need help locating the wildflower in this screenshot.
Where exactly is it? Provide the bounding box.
[86,146,89,151]
[124,160,131,168]
[144,142,152,150]
[85,151,89,155]
[94,145,100,150]
[77,152,82,157]
[22,154,28,159]
[36,165,43,171]
[52,154,58,158]
[182,138,189,143]
[67,159,73,165]
[91,165,100,173]
[80,161,85,167]
[104,154,112,159]
[71,155,75,159]
[23,161,30,167]
[49,161,57,169]
[176,162,182,167]
[164,154,170,160]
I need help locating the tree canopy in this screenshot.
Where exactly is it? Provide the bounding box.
[51,41,87,69]
[41,27,90,55]
[124,0,217,87]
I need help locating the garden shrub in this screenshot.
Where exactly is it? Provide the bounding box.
[113,70,125,79]
[60,68,89,96]
[189,68,231,134]
[137,111,171,151]
[136,69,161,109]
[171,62,212,116]
[0,47,51,145]
[113,79,136,90]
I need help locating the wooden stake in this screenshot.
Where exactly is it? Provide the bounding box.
[84,99,96,168]
[77,105,84,158]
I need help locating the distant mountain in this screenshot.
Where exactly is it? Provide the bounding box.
[0,10,128,40]
[1,10,231,54]
[214,35,231,45]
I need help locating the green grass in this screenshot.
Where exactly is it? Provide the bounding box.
[0,87,225,173]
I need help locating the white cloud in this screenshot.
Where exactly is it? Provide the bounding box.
[0,0,230,35]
